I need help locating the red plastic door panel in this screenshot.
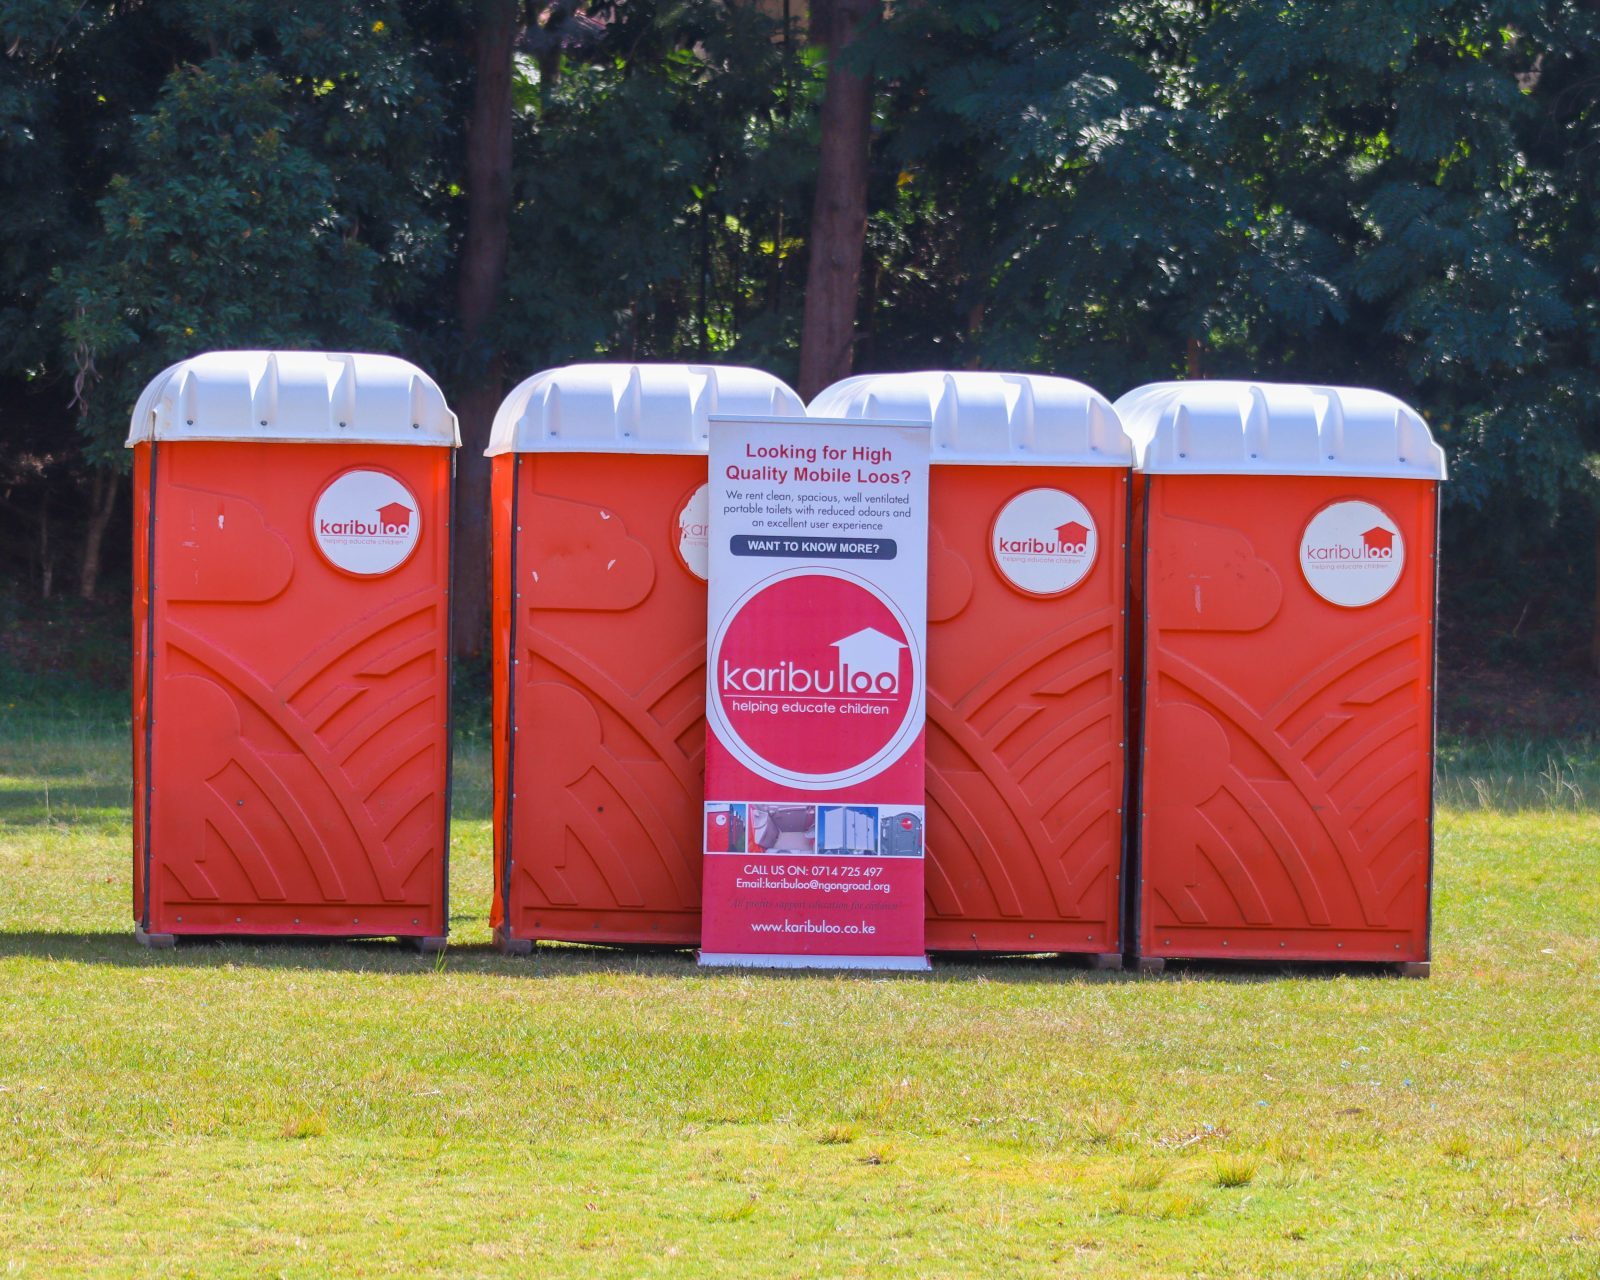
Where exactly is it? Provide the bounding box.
[1137,474,1437,963]
[138,441,451,938]
[923,465,1128,954]
[498,453,708,945]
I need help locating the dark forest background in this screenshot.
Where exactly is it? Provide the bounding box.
[2,1,1597,730]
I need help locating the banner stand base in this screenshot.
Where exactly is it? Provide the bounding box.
[697,951,931,972]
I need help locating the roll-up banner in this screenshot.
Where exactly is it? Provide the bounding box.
[699,414,932,970]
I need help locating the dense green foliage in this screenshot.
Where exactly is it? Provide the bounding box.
[1,1,1597,669]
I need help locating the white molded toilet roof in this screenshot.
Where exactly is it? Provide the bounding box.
[808,370,1132,466]
[126,350,459,447]
[1115,381,1446,480]
[487,363,805,456]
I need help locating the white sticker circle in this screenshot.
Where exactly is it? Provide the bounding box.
[1299,500,1404,607]
[990,488,1098,597]
[676,483,710,580]
[313,469,422,576]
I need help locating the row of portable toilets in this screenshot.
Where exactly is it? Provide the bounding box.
[129,353,1445,974]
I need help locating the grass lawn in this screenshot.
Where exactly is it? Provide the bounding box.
[0,695,1596,1278]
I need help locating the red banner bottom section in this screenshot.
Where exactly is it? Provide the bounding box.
[699,854,925,958]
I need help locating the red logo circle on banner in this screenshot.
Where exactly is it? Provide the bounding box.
[709,569,922,787]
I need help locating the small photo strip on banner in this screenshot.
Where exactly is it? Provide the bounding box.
[703,802,748,854]
[707,802,924,860]
[815,804,879,858]
[743,803,816,855]
[875,807,924,857]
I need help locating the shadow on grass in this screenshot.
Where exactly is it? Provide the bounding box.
[0,930,1139,983]
[0,931,1406,984]
[1140,956,1423,982]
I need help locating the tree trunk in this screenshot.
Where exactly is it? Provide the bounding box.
[451,0,522,660]
[39,494,53,600]
[698,191,712,358]
[807,0,834,45]
[1592,510,1600,677]
[78,468,120,602]
[797,0,876,402]
[965,300,984,367]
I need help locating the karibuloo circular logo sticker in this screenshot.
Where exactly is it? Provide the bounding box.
[990,488,1098,596]
[675,482,710,580]
[708,568,923,789]
[313,469,421,576]
[1299,500,1404,607]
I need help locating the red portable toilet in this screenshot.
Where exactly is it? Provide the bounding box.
[704,803,744,854]
[1117,381,1446,974]
[128,351,459,948]
[487,364,804,952]
[809,372,1134,963]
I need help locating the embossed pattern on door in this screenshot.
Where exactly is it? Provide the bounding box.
[141,442,451,938]
[502,453,709,945]
[924,466,1128,954]
[1137,473,1437,963]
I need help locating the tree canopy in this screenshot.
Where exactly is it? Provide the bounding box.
[1,0,1595,670]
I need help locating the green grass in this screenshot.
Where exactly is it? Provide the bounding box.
[1,700,1597,1277]
[1436,735,1600,811]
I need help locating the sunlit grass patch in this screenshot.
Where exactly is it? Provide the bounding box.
[1440,1133,1473,1161]
[1079,1106,1124,1147]
[0,709,1597,1277]
[280,1111,329,1140]
[1120,1161,1168,1192]
[1212,1154,1259,1188]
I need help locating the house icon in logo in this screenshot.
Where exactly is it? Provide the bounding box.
[1056,520,1090,548]
[1361,526,1395,555]
[832,627,906,689]
[376,501,413,530]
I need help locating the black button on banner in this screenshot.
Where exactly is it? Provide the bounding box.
[729,535,897,561]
